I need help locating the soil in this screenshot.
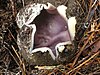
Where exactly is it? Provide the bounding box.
[0,0,100,75]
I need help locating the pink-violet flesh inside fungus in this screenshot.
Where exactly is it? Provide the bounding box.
[33,9,71,55]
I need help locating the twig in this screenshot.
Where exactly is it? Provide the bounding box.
[4,42,26,75]
[84,37,100,50]
[86,0,93,21]
[11,45,26,75]
[63,0,69,5]
[67,51,100,74]
[85,0,98,22]
[22,0,25,7]
[91,0,98,8]
[72,23,100,67]
[76,0,85,14]
[9,0,17,17]
[7,28,17,43]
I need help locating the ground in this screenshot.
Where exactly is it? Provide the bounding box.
[0,0,100,75]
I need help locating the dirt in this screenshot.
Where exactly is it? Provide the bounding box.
[0,0,100,75]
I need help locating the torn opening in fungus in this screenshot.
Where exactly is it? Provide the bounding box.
[16,3,76,61]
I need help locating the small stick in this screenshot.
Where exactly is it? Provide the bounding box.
[9,0,17,17]
[11,45,26,75]
[72,23,100,67]
[67,51,100,74]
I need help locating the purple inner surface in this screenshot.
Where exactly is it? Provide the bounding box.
[33,9,71,55]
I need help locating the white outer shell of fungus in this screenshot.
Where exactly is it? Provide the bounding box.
[16,3,76,60]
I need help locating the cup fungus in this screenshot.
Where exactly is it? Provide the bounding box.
[16,3,76,65]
